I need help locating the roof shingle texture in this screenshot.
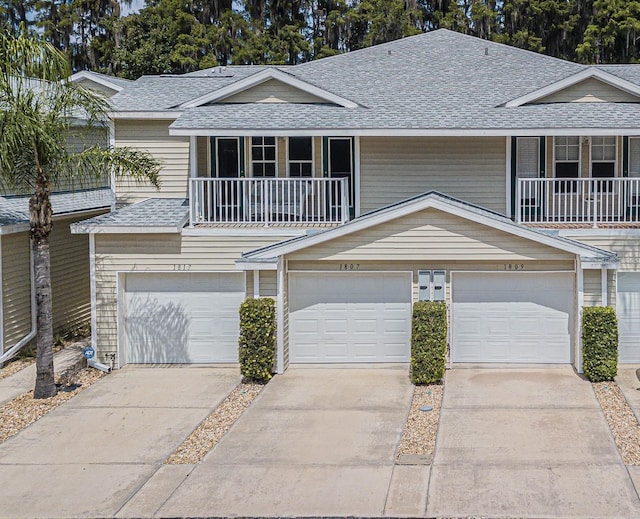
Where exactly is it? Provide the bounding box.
[110,29,640,131]
[71,198,188,230]
[0,188,111,227]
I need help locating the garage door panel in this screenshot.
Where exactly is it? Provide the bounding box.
[618,273,640,363]
[124,273,243,364]
[289,273,411,363]
[452,272,573,364]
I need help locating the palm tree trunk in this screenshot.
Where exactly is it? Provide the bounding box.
[30,170,57,399]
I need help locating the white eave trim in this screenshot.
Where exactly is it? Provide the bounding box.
[70,71,126,93]
[505,68,640,108]
[0,223,29,235]
[169,127,640,138]
[240,195,617,262]
[109,111,182,120]
[236,260,278,271]
[581,258,620,270]
[71,225,183,234]
[178,68,359,109]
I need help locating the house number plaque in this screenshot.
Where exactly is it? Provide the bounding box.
[339,263,360,271]
[503,263,526,271]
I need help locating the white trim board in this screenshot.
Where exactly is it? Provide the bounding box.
[169,127,640,138]
[70,71,127,93]
[505,68,640,108]
[179,68,359,109]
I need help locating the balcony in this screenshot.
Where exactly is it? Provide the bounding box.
[189,177,350,226]
[517,178,640,227]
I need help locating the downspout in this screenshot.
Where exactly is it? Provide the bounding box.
[0,239,37,364]
[86,232,111,373]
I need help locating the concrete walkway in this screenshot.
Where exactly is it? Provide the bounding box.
[0,344,85,406]
[0,366,240,519]
[132,366,416,518]
[428,367,640,518]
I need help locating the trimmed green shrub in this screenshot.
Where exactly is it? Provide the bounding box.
[582,306,618,382]
[239,298,276,383]
[410,301,448,385]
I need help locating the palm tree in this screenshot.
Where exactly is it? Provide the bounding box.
[0,27,161,398]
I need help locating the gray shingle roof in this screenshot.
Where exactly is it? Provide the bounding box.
[0,188,112,229]
[71,198,189,233]
[110,67,282,111]
[111,29,640,132]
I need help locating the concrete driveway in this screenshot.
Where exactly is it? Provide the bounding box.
[151,365,415,518]
[428,366,640,518]
[0,366,240,519]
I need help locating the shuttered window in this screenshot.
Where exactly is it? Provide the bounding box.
[516,137,539,178]
[629,138,640,178]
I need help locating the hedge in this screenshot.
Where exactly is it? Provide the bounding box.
[582,306,618,382]
[239,298,276,383]
[410,301,448,385]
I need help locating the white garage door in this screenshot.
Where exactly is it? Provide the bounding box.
[618,272,640,363]
[124,272,244,364]
[452,272,574,363]
[289,272,412,363]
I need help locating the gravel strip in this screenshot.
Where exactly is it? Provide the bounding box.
[0,367,105,444]
[0,358,35,381]
[396,382,444,461]
[593,381,640,465]
[166,382,264,464]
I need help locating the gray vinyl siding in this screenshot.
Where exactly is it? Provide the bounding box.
[1,233,32,351]
[537,78,640,104]
[287,208,574,262]
[565,233,640,309]
[94,234,290,364]
[49,213,105,334]
[114,120,190,204]
[245,270,254,299]
[360,137,507,214]
[259,271,277,297]
[222,79,325,104]
[75,78,119,98]
[0,127,108,196]
[583,269,602,307]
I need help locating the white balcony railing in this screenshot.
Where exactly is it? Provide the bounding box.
[189,177,350,226]
[517,178,640,225]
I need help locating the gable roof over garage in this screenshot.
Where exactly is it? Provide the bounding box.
[237,192,618,269]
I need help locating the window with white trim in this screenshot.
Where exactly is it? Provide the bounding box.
[516,137,539,179]
[288,137,313,177]
[251,136,276,177]
[554,136,580,179]
[591,136,616,178]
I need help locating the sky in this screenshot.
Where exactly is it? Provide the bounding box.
[121,0,145,16]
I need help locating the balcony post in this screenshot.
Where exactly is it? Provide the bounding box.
[515,179,522,224]
[341,178,349,223]
[592,179,598,229]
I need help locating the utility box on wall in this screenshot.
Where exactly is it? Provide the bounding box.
[418,270,446,302]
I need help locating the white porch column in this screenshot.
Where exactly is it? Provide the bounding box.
[601,268,608,307]
[576,259,584,373]
[276,258,285,374]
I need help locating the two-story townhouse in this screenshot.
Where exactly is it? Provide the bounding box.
[73,29,640,373]
[0,72,131,363]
